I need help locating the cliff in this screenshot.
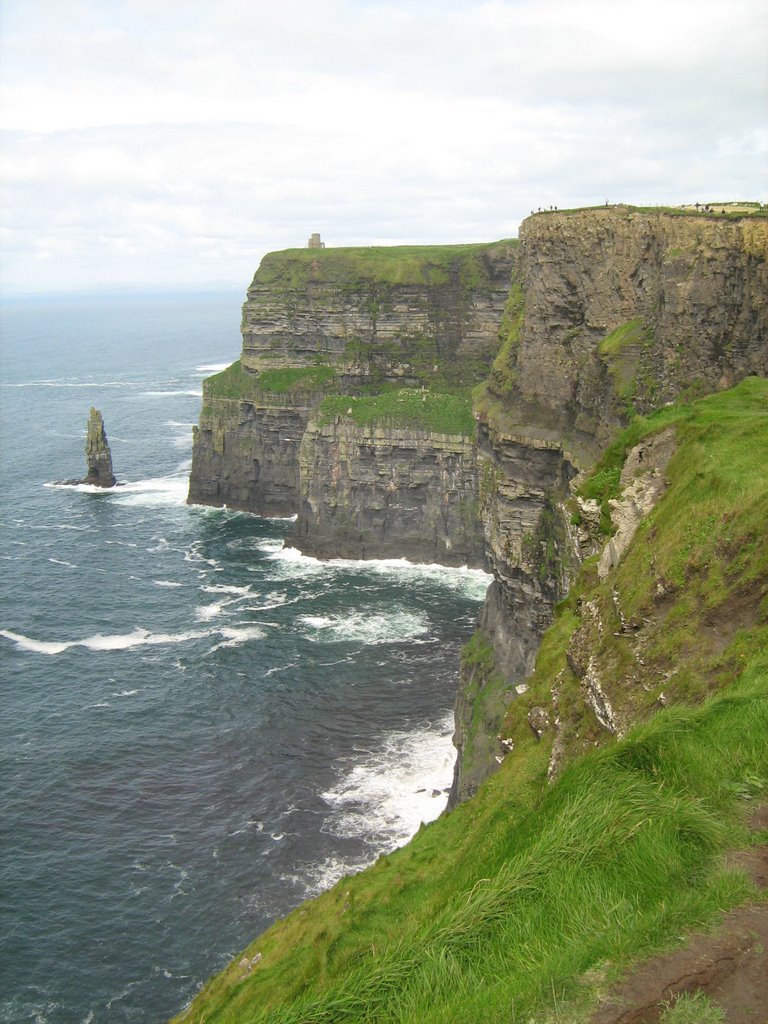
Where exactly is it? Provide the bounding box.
[188,240,516,562]
[188,208,767,798]
[240,243,516,387]
[294,418,483,565]
[451,205,768,802]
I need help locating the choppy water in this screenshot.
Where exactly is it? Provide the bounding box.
[0,292,490,1023]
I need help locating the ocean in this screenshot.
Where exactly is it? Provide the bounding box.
[0,292,491,1023]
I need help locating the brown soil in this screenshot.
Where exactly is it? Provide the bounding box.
[700,581,765,656]
[589,807,768,1024]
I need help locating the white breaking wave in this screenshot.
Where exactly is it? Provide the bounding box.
[154,580,183,588]
[45,481,122,494]
[303,712,456,894]
[298,611,429,645]
[206,625,265,652]
[194,363,231,374]
[46,472,190,507]
[141,389,203,398]
[195,602,225,622]
[0,623,264,656]
[268,546,492,600]
[113,474,189,507]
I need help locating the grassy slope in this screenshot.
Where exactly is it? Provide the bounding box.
[174,378,768,1024]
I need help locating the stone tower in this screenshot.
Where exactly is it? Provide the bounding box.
[307,232,325,249]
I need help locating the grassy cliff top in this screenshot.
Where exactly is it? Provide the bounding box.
[250,239,517,291]
[173,378,768,1024]
[525,201,767,221]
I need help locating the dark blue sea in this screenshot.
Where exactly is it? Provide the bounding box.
[0,292,490,1024]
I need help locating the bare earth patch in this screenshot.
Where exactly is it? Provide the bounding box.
[589,808,768,1024]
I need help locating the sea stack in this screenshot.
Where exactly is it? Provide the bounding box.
[84,408,116,487]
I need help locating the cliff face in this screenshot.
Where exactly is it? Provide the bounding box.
[492,207,768,455]
[188,241,516,560]
[188,385,312,516]
[240,243,516,388]
[294,420,483,565]
[450,207,768,803]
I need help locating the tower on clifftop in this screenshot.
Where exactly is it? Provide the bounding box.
[307,232,325,249]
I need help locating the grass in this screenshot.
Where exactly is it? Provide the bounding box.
[660,991,726,1023]
[253,240,516,291]
[256,365,337,394]
[319,388,476,436]
[487,282,524,397]
[204,360,338,399]
[174,381,768,1024]
[204,359,261,401]
[517,377,768,770]
[598,318,648,358]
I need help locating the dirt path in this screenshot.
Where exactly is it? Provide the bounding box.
[589,808,768,1024]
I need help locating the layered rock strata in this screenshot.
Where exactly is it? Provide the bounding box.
[188,388,312,516]
[450,207,768,803]
[188,241,516,558]
[493,207,768,456]
[240,243,516,387]
[293,420,484,566]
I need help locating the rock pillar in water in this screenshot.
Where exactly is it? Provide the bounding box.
[84,408,116,487]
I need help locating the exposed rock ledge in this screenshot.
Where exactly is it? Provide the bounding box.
[598,428,676,579]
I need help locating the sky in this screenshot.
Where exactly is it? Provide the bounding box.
[1,0,766,294]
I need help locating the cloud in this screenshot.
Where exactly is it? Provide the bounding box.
[1,0,766,292]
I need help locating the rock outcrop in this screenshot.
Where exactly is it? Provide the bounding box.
[83,408,116,487]
[597,427,676,579]
[492,206,768,457]
[240,243,516,387]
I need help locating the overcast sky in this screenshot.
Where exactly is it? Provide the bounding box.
[1,0,766,294]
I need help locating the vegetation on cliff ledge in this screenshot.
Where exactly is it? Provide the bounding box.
[203,360,339,406]
[174,378,767,1024]
[319,388,476,437]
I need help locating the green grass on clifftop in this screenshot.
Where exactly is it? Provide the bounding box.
[253,240,516,291]
[173,378,768,1024]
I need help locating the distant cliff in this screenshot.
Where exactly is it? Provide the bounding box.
[188,240,516,564]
